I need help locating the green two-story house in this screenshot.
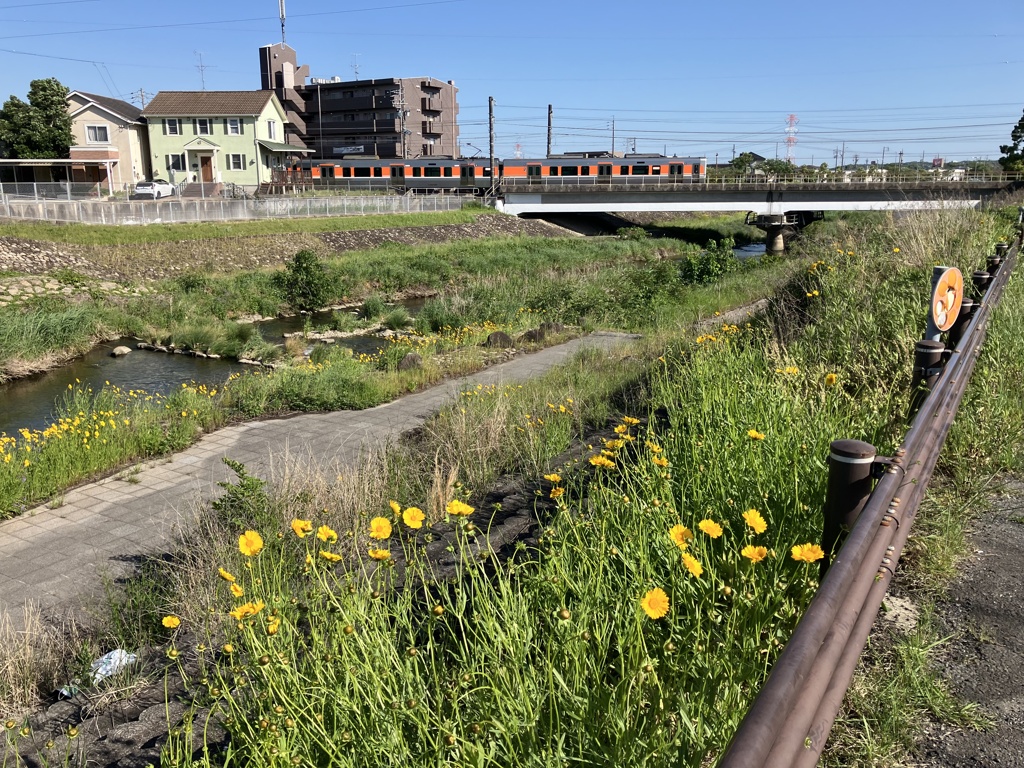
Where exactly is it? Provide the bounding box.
[141,91,310,187]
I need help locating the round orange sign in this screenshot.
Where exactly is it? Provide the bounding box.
[931,267,964,332]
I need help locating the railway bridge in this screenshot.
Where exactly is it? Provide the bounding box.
[496,177,1021,251]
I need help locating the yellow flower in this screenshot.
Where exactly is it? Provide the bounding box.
[791,543,825,563]
[238,530,264,557]
[893,247,900,253]
[682,552,703,578]
[267,616,281,635]
[640,588,670,619]
[230,583,244,598]
[698,519,723,538]
[290,519,313,538]
[446,499,475,516]
[23,459,30,468]
[228,600,265,621]
[369,517,393,540]
[316,525,338,544]
[402,506,425,529]
[742,545,768,563]
[825,373,838,387]
[162,615,181,629]
[622,416,640,425]
[389,500,402,516]
[646,440,662,454]
[589,455,615,469]
[368,547,391,561]
[613,424,629,435]
[320,550,342,562]
[652,456,669,468]
[747,429,766,441]
[669,525,693,550]
[742,509,767,535]
[543,473,562,483]
[217,567,235,583]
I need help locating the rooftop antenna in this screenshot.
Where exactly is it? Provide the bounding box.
[194,51,210,90]
[351,53,362,80]
[279,0,286,44]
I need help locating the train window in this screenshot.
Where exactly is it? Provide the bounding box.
[390,165,405,178]
[443,167,452,177]
[561,166,578,176]
[619,166,629,175]
[581,166,591,176]
[527,165,542,177]
[412,167,422,177]
[373,167,382,178]
[354,167,371,178]
[342,167,352,178]
[652,166,662,175]
[631,165,650,175]
[549,166,559,176]
[424,167,441,178]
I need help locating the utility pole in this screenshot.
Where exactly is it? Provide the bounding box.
[488,96,496,196]
[833,148,839,171]
[840,142,846,169]
[611,116,615,156]
[546,104,553,158]
[394,85,409,159]
[732,144,736,160]
[853,153,859,168]
[130,88,151,108]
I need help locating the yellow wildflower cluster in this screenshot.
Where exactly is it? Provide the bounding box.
[461,383,525,399]
[775,365,800,375]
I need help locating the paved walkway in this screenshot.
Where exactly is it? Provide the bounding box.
[0,333,637,629]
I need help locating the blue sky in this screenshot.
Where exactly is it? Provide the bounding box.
[1,0,1022,164]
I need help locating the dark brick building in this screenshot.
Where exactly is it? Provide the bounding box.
[259,43,459,160]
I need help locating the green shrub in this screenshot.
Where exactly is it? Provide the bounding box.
[361,294,388,320]
[617,225,650,240]
[273,250,332,312]
[678,238,740,285]
[382,308,412,330]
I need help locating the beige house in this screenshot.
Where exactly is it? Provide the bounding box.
[67,91,150,188]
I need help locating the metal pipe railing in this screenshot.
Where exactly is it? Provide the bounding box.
[716,237,1018,767]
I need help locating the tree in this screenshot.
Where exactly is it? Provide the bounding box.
[729,152,757,175]
[999,109,1024,173]
[759,159,797,179]
[0,78,74,159]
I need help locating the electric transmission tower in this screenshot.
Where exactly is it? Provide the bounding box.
[784,114,799,164]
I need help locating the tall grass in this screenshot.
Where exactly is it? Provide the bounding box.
[127,209,1010,766]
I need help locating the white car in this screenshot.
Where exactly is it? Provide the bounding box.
[134,180,176,199]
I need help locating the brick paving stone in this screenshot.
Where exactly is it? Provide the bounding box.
[0,333,638,631]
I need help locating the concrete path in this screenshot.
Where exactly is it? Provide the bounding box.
[0,333,638,629]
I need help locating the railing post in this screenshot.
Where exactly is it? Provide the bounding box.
[910,339,946,414]
[947,296,975,348]
[971,270,991,300]
[820,439,877,580]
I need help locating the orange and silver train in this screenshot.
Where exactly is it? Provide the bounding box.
[294,154,706,193]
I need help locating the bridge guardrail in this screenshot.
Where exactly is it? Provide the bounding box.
[499,172,1024,191]
[716,238,1019,767]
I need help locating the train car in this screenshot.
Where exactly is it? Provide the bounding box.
[295,154,704,194]
[501,155,705,186]
[299,157,495,193]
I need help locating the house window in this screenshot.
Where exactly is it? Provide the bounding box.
[85,125,109,143]
[166,154,186,172]
[164,119,182,135]
[226,118,241,135]
[196,118,212,135]
[267,120,277,140]
[228,154,246,171]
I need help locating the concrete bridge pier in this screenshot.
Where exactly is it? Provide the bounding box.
[746,211,824,253]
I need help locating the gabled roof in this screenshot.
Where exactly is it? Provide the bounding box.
[142,91,277,117]
[68,91,143,122]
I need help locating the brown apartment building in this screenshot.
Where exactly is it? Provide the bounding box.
[259,43,459,160]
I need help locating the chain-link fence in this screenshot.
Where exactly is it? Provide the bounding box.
[0,194,469,225]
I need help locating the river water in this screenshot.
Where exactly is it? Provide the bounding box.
[0,302,425,438]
